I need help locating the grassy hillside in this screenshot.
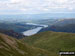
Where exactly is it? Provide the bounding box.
[22,31,75,56]
[0,33,50,56]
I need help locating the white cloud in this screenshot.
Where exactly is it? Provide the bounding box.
[0,0,75,14]
[68,7,74,11]
[56,0,68,4]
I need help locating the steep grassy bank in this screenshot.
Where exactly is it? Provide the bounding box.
[0,33,50,56]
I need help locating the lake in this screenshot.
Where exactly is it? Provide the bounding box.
[22,27,43,36]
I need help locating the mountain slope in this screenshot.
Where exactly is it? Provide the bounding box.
[22,31,75,56]
[54,19,75,26]
[52,24,75,33]
[39,19,75,33]
[0,33,50,56]
[0,29,25,39]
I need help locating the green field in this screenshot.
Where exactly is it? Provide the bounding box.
[22,31,75,56]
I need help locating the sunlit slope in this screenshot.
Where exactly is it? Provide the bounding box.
[0,33,50,56]
[22,31,75,56]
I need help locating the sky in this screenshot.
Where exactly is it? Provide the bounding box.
[0,0,75,14]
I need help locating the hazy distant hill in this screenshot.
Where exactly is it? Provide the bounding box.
[39,19,75,33]
[34,19,59,25]
[0,29,25,39]
[50,19,75,33]
[0,22,39,33]
[51,24,75,33]
[0,22,42,37]
[0,33,50,56]
[54,18,75,26]
[22,31,75,56]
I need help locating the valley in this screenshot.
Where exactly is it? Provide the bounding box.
[1,18,75,37]
[0,0,75,55]
[0,17,75,56]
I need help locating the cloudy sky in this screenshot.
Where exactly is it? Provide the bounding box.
[0,0,75,14]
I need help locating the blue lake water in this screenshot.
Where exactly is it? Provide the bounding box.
[22,23,48,36]
[22,27,43,36]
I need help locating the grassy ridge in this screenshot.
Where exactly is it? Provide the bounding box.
[0,33,50,56]
[22,31,75,56]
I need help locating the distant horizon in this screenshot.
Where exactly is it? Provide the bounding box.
[0,13,75,19]
[0,12,75,15]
